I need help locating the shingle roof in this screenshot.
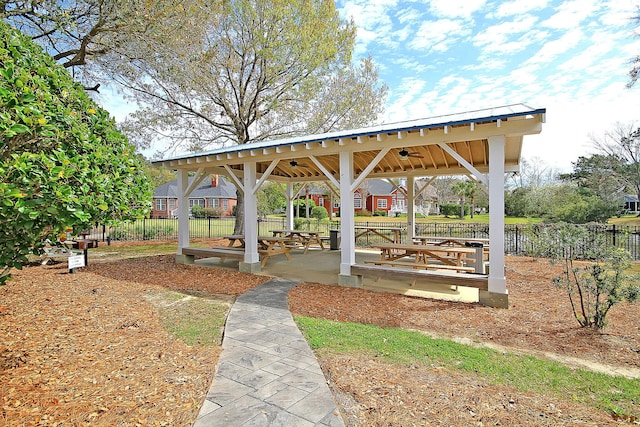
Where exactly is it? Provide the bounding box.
[153,175,237,199]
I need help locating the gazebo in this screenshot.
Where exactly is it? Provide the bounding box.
[153,104,546,308]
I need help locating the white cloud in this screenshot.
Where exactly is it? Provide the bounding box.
[339,0,397,55]
[598,0,639,27]
[473,15,539,54]
[490,0,550,18]
[541,0,600,30]
[409,19,471,52]
[524,27,583,65]
[396,6,422,24]
[428,0,487,19]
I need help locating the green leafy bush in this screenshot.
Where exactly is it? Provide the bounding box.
[440,204,470,218]
[310,206,328,220]
[0,22,152,284]
[190,205,205,218]
[535,223,640,329]
[373,210,386,216]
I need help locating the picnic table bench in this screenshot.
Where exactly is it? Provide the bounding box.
[351,264,488,291]
[195,234,291,267]
[355,226,403,244]
[371,243,476,268]
[182,246,244,264]
[270,230,328,253]
[364,259,475,273]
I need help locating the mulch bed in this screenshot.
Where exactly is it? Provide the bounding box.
[289,256,640,371]
[288,256,640,426]
[0,254,267,426]
[1,250,638,426]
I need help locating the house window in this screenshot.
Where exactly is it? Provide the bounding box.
[354,193,362,209]
[377,199,387,209]
[169,199,176,210]
[334,202,340,209]
[318,198,324,207]
[209,198,219,208]
[223,199,229,210]
[189,199,205,208]
[155,199,166,211]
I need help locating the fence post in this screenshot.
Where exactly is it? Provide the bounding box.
[612,224,616,246]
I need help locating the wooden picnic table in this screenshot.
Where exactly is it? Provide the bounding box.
[270,229,327,254]
[223,235,291,266]
[224,235,246,248]
[257,236,292,266]
[355,226,404,244]
[370,243,476,273]
[412,236,489,247]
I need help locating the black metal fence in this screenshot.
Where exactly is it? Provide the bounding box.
[88,219,640,260]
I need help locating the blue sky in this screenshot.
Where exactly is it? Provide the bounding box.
[98,0,640,172]
[336,0,640,171]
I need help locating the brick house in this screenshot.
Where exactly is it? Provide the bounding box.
[358,179,407,215]
[151,174,237,218]
[304,179,437,217]
[298,179,410,217]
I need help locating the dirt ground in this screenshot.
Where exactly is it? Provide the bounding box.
[1,244,639,426]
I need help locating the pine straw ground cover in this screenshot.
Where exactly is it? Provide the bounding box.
[0,240,268,426]
[0,240,639,426]
[289,257,640,426]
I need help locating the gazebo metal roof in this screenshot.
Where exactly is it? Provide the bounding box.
[154,103,545,182]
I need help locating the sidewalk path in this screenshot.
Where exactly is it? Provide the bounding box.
[193,278,345,427]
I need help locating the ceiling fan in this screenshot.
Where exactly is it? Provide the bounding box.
[289,159,309,168]
[398,148,423,160]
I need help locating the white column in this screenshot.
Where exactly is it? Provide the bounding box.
[177,169,190,254]
[339,151,355,275]
[488,135,507,294]
[406,176,415,242]
[285,183,294,229]
[243,162,260,265]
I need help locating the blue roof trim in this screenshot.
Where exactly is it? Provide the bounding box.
[154,104,546,163]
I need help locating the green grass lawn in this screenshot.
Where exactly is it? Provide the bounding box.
[334,214,543,224]
[296,316,639,418]
[609,215,640,226]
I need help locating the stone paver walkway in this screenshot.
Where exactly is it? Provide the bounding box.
[193,278,345,427]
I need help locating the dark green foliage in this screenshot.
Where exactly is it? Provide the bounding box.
[440,203,468,218]
[310,206,328,220]
[0,22,152,283]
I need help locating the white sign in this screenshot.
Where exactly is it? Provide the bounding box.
[68,254,85,270]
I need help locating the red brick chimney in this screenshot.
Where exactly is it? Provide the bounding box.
[211,174,218,188]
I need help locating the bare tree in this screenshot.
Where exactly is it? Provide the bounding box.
[591,122,640,210]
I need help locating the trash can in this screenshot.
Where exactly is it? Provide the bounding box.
[465,241,485,273]
[329,229,341,250]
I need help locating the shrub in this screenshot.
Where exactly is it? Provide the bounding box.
[191,205,206,218]
[310,206,328,220]
[439,204,459,217]
[0,22,151,284]
[535,222,640,329]
[440,203,469,218]
[356,209,372,217]
[373,210,386,216]
[204,207,223,218]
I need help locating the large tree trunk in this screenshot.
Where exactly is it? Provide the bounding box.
[233,190,244,235]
